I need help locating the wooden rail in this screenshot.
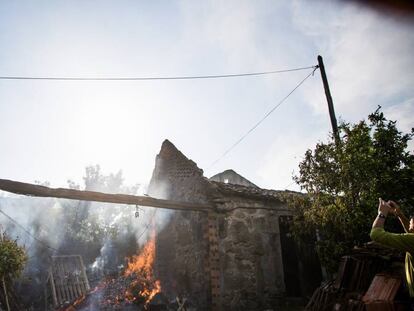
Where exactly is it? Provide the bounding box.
[0,179,214,212]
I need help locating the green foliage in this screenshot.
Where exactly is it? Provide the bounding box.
[0,233,27,279]
[292,107,414,273]
[59,165,140,263]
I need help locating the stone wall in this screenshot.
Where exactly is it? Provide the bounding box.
[216,198,292,309]
[148,140,213,309]
[155,210,209,308]
[148,140,321,310]
[148,140,215,203]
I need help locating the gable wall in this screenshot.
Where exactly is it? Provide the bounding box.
[148,141,213,309]
[147,140,316,310]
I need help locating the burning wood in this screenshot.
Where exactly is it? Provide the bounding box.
[61,295,86,311]
[124,234,161,305]
[67,234,162,310]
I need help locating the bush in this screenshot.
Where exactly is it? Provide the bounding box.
[0,233,27,279]
[292,107,414,273]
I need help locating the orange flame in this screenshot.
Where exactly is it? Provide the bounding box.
[125,237,156,277]
[62,295,86,311]
[124,234,161,305]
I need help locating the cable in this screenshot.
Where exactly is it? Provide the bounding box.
[0,208,59,253]
[283,180,297,190]
[207,66,318,170]
[136,208,158,242]
[0,66,316,81]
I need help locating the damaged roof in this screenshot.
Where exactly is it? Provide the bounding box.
[149,139,303,204]
[210,180,301,202]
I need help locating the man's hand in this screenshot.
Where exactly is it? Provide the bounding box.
[388,200,402,217]
[378,198,390,216]
[372,198,390,228]
[388,199,410,232]
[372,198,390,229]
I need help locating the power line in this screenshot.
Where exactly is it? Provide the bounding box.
[208,66,319,170]
[0,66,316,81]
[0,207,59,253]
[136,208,158,242]
[283,180,297,190]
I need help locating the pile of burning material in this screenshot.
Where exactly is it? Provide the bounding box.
[63,231,196,311]
[124,236,161,305]
[306,242,409,311]
[65,236,163,311]
[66,277,190,311]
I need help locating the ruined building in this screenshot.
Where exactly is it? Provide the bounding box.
[148,140,321,310]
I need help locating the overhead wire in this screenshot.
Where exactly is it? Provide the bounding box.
[0,207,59,253]
[207,66,319,170]
[0,201,160,256]
[283,180,297,190]
[0,63,319,194]
[0,66,316,81]
[136,208,158,242]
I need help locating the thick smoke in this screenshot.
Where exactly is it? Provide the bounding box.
[0,165,173,309]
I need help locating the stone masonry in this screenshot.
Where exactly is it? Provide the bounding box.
[147,140,320,310]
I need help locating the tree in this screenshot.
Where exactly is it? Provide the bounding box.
[0,233,27,279]
[292,107,414,273]
[60,165,140,265]
[0,232,27,310]
[10,165,140,310]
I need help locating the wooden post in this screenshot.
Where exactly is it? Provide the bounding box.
[74,256,83,297]
[44,282,47,311]
[317,55,340,144]
[49,269,58,307]
[57,261,65,305]
[78,255,90,291]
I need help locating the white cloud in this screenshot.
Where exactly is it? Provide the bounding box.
[384,99,414,152]
[292,1,414,119]
[384,99,414,133]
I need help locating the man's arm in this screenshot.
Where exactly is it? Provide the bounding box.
[371,198,414,252]
[372,198,389,229]
[389,200,410,233]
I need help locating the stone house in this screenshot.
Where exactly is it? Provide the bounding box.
[148,140,321,310]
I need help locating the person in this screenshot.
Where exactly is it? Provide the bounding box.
[370,198,414,306]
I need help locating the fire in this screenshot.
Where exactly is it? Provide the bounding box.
[62,295,86,311]
[124,234,161,306]
[125,236,156,277]
[62,233,161,310]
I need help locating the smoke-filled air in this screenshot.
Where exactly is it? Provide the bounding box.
[1,1,414,310]
[0,165,171,310]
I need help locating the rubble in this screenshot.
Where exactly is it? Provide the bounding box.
[63,273,155,310]
[306,242,409,311]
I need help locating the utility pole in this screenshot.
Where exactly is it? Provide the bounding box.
[317,55,340,143]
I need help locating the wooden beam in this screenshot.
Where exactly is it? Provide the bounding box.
[0,179,213,212]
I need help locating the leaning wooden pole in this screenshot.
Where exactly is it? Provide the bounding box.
[0,179,213,212]
[317,55,340,144]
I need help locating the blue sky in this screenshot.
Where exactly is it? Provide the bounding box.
[0,0,413,192]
